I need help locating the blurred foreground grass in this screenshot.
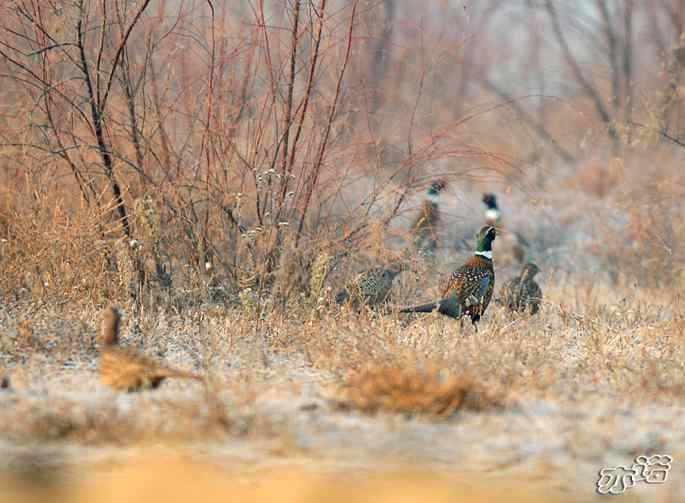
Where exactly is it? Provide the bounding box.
[0,455,576,503]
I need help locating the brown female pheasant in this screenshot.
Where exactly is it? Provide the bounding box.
[99,306,202,392]
[336,263,408,308]
[400,225,496,330]
[500,262,542,315]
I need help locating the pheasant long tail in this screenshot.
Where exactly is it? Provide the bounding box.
[399,299,462,319]
[399,301,439,313]
[335,290,350,304]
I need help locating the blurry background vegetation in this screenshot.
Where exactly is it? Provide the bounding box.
[0,0,683,311]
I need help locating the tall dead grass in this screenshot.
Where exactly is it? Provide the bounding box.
[12,1,676,310]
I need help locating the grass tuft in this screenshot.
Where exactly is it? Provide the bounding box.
[337,361,503,418]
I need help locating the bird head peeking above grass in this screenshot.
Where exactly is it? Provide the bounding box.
[474,225,497,260]
[426,179,447,201]
[482,193,501,226]
[521,262,540,280]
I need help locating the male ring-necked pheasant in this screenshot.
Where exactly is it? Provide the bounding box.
[411,180,448,258]
[336,263,407,308]
[500,262,542,315]
[482,193,528,264]
[99,306,203,392]
[400,225,496,330]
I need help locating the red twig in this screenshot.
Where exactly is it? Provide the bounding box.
[295,0,357,245]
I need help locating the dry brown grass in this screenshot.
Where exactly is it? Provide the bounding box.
[337,362,503,418]
[0,280,683,438]
[0,283,684,500]
[0,1,681,310]
[1,2,685,500]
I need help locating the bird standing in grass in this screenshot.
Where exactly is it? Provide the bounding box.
[336,263,408,308]
[500,262,542,315]
[482,193,528,264]
[412,180,448,258]
[400,225,496,330]
[99,306,203,392]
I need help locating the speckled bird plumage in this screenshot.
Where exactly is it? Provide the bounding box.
[336,264,407,308]
[501,263,542,315]
[400,225,496,329]
[438,254,495,323]
[99,306,202,392]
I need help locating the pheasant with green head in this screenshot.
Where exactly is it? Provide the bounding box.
[482,192,528,264]
[400,225,496,330]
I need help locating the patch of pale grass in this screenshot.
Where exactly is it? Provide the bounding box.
[0,391,232,444]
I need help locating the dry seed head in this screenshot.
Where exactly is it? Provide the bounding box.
[238,288,257,312]
[136,194,163,260]
[273,247,305,301]
[309,251,333,299]
[114,239,135,292]
[238,271,258,290]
